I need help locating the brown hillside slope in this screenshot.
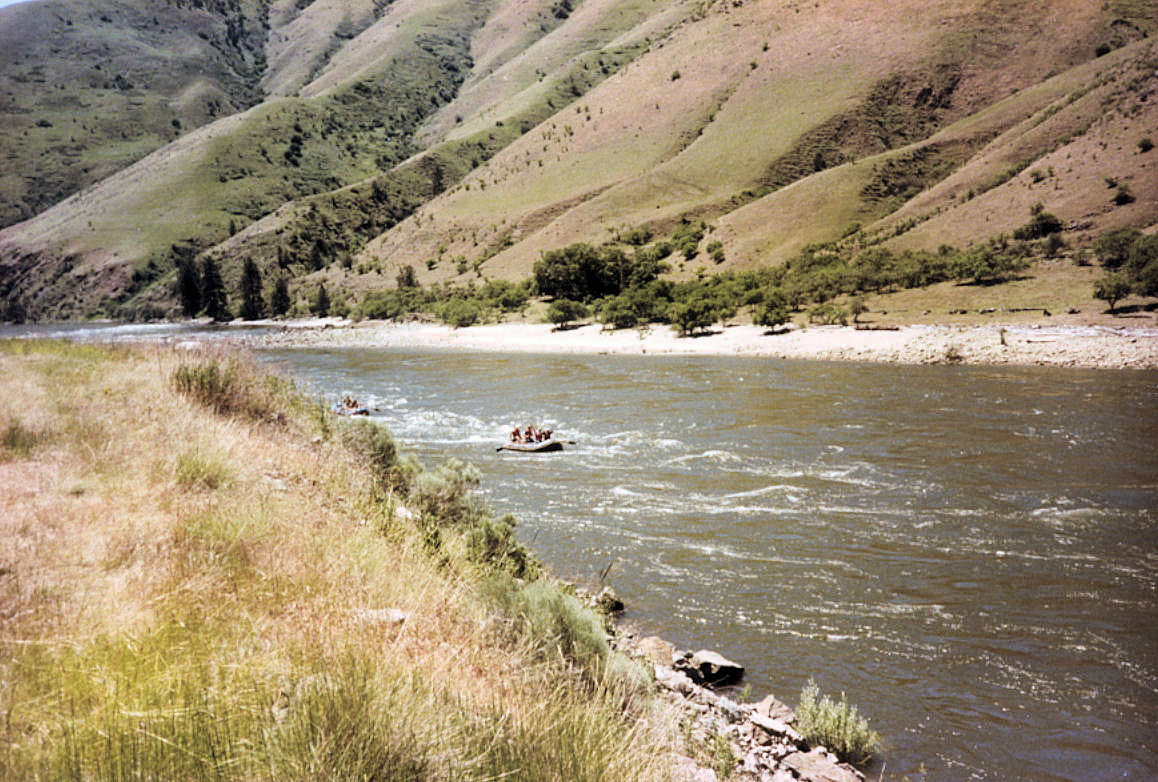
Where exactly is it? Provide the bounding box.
[1,0,1156,320]
[354,0,1157,288]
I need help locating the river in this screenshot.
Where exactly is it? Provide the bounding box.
[5,324,1157,780]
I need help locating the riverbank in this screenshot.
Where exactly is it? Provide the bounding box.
[1,338,880,781]
[0,340,679,780]
[233,318,1158,370]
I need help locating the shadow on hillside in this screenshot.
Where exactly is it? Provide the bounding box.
[678,329,721,339]
[955,274,1034,287]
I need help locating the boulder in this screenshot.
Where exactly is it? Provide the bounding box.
[782,749,862,782]
[750,712,803,745]
[656,665,697,696]
[675,649,745,687]
[637,635,675,666]
[755,694,795,723]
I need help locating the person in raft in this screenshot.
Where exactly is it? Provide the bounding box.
[510,425,553,443]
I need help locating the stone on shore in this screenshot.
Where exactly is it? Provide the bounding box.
[637,635,675,666]
[675,649,745,686]
[755,694,796,723]
[782,748,862,782]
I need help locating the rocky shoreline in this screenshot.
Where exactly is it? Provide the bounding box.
[228,318,1158,371]
[577,586,868,782]
[617,632,866,782]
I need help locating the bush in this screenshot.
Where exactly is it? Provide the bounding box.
[440,296,485,328]
[1093,272,1132,312]
[1012,209,1063,240]
[795,679,882,766]
[340,419,416,495]
[1113,184,1135,205]
[1139,137,1154,153]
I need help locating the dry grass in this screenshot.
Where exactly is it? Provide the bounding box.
[0,339,680,780]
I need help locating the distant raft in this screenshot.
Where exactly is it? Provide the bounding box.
[332,403,370,416]
[497,439,563,453]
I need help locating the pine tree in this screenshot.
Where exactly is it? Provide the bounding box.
[269,276,291,317]
[239,258,264,320]
[200,257,229,321]
[176,258,201,317]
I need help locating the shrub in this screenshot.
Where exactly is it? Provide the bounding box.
[482,575,613,675]
[795,679,882,766]
[467,513,540,579]
[1113,184,1135,205]
[440,296,485,328]
[2,420,47,458]
[1139,137,1153,153]
[1012,209,1063,240]
[340,419,415,495]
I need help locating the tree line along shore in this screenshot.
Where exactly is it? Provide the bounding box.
[131,215,1158,341]
[1,339,881,781]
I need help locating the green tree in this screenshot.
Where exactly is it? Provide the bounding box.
[1094,273,1131,312]
[547,299,589,329]
[269,277,291,317]
[849,295,868,324]
[310,283,331,316]
[1094,228,1142,269]
[396,264,418,289]
[754,287,790,331]
[176,257,201,317]
[238,258,264,320]
[199,257,228,321]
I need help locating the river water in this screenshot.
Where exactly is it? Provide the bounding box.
[6,324,1157,779]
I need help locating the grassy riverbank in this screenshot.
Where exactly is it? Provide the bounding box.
[0,339,678,780]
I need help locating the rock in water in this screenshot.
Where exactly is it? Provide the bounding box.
[675,649,744,686]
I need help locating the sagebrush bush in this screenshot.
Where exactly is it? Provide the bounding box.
[795,679,882,766]
[340,419,416,494]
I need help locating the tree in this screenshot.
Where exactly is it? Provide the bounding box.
[547,299,588,329]
[1093,273,1131,312]
[849,295,868,324]
[755,287,790,332]
[199,257,228,321]
[269,277,291,317]
[176,257,201,317]
[238,258,264,320]
[310,283,331,316]
[1094,228,1142,269]
[396,264,418,289]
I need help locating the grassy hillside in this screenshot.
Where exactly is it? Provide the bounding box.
[0,0,1156,321]
[0,339,678,779]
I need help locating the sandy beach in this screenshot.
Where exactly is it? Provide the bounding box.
[232,318,1158,370]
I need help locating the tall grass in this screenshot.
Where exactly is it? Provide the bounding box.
[795,678,882,766]
[1,342,678,781]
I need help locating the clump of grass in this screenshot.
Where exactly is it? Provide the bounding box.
[2,420,48,458]
[795,678,882,766]
[174,449,233,490]
[172,353,300,423]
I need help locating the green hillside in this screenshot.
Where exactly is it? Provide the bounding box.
[0,0,1156,321]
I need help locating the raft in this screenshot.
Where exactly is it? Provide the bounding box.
[332,403,370,416]
[497,439,563,453]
